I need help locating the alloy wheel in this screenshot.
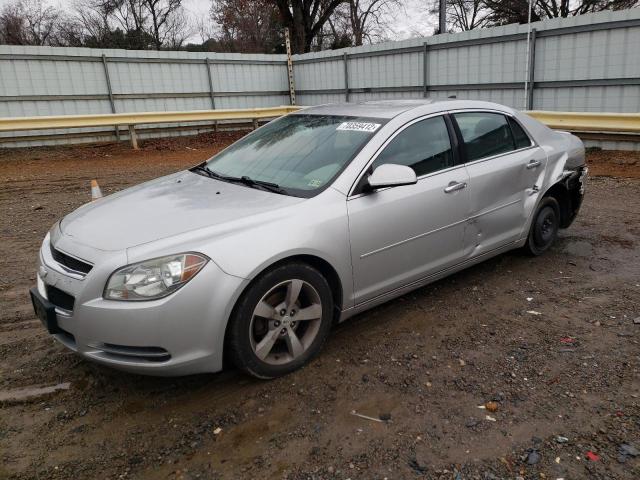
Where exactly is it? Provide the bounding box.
[249,279,323,365]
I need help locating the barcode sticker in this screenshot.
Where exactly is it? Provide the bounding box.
[336,122,381,133]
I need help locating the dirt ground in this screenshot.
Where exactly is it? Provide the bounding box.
[0,134,639,480]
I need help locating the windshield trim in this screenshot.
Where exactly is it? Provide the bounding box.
[193,114,389,199]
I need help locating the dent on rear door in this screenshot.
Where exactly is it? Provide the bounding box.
[464,146,548,258]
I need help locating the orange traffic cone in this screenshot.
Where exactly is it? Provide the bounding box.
[91,179,103,201]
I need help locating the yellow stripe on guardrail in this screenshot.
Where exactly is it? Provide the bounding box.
[0,107,637,148]
[527,111,640,133]
[1,107,637,133]
[0,106,302,132]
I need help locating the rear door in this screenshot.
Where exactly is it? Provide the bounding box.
[347,115,470,304]
[451,111,547,258]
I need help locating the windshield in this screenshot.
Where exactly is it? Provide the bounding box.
[202,114,385,197]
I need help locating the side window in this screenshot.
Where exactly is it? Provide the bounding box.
[454,112,516,162]
[509,117,533,149]
[372,116,454,177]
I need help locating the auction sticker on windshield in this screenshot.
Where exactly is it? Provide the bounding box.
[336,122,381,133]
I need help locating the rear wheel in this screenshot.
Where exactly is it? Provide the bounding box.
[226,263,333,379]
[524,196,560,256]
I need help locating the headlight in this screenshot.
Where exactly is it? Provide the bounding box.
[104,253,208,301]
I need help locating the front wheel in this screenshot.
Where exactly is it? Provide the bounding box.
[524,196,560,256]
[226,263,334,379]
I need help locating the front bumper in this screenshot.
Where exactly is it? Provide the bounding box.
[35,234,247,376]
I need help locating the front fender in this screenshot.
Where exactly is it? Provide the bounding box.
[126,188,355,310]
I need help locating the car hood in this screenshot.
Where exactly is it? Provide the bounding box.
[60,171,305,251]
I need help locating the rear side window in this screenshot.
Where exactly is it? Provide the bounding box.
[454,112,515,162]
[372,116,454,177]
[509,117,533,149]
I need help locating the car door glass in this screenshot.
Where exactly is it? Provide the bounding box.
[508,117,533,149]
[371,116,454,177]
[454,112,516,162]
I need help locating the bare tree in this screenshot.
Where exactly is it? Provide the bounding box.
[0,0,191,49]
[69,0,113,45]
[539,0,639,17]
[194,11,216,44]
[427,0,490,32]
[50,14,86,46]
[70,0,190,49]
[344,0,399,45]
[22,0,60,44]
[0,1,28,44]
[483,0,639,25]
[323,12,353,48]
[209,0,282,53]
[274,0,346,53]
[425,0,638,32]
[450,0,490,30]
[482,0,541,24]
[0,0,60,45]
[103,0,147,33]
[161,6,190,48]
[79,0,151,47]
[142,0,185,49]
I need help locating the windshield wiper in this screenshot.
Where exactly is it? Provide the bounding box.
[235,176,288,195]
[192,164,287,195]
[191,163,231,181]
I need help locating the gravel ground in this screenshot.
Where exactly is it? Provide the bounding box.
[0,134,639,480]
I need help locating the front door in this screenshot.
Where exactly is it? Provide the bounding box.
[347,115,470,305]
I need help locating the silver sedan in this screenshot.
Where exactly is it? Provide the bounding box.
[31,100,587,378]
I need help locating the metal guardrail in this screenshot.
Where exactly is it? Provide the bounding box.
[0,106,301,148]
[0,107,637,148]
[527,111,640,134]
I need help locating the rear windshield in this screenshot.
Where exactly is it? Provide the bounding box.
[203,114,385,197]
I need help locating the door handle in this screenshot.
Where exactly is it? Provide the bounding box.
[526,159,542,169]
[444,181,467,193]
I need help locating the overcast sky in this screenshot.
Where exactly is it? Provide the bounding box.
[190,0,437,40]
[0,0,436,42]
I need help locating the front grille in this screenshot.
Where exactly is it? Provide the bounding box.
[47,285,75,311]
[50,245,93,275]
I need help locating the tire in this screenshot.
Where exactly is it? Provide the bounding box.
[524,196,560,256]
[226,262,334,379]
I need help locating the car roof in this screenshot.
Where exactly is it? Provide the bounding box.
[295,99,514,119]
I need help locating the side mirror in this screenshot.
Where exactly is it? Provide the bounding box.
[367,164,417,189]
